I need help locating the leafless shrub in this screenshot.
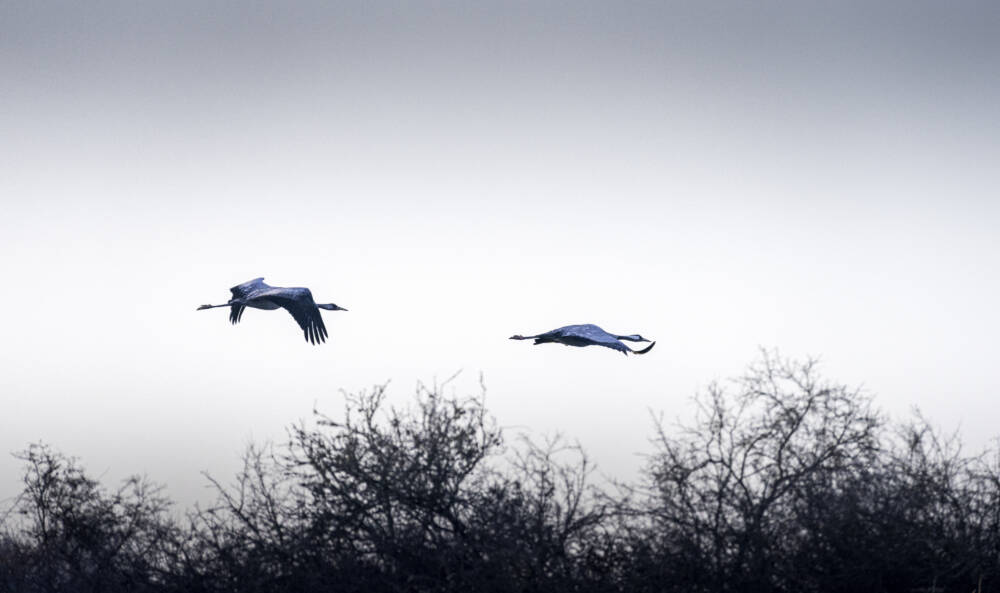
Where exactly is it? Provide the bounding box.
[1,444,177,593]
[5,356,1000,593]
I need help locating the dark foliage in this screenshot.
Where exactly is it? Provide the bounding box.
[2,354,999,592]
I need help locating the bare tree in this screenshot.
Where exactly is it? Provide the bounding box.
[185,378,614,593]
[2,444,177,593]
[635,351,882,592]
[6,358,1000,593]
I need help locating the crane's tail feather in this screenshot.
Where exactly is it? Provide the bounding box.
[629,341,656,355]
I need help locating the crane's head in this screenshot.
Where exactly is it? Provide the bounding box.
[619,334,651,343]
[317,303,348,311]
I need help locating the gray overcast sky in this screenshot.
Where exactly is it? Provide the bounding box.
[2,1,998,508]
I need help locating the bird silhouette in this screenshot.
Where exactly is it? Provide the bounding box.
[509,324,655,356]
[197,278,346,345]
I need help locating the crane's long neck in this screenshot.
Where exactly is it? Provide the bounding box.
[317,303,347,311]
[509,334,541,340]
[615,334,644,342]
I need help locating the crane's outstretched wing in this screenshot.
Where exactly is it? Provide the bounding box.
[228,278,268,325]
[582,334,631,355]
[230,277,268,298]
[265,289,329,345]
[562,324,635,355]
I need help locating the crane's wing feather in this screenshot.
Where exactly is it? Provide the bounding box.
[227,278,268,325]
[229,303,246,325]
[560,324,631,355]
[230,277,268,298]
[583,334,630,354]
[264,289,328,345]
[632,341,656,355]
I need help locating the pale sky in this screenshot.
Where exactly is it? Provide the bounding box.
[2,1,998,508]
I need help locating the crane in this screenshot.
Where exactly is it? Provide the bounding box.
[509,324,655,356]
[197,277,346,345]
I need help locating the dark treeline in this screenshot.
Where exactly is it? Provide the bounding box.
[3,352,1000,593]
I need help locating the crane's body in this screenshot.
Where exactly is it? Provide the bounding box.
[510,324,655,356]
[198,277,346,345]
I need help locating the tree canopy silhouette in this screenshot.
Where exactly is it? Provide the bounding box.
[2,353,1000,593]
